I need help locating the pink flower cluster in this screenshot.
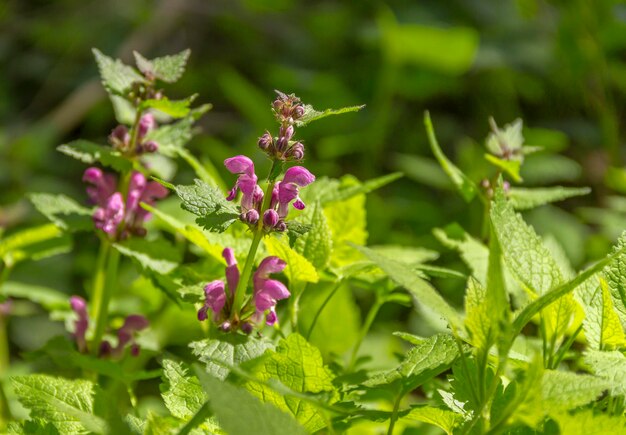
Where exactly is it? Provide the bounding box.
[109,113,159,155]
[69,296,148,357]
[83,168,167,238]
[197,248,290,330]
[224,156,315,231]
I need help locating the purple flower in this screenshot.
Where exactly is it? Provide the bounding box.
[286,142,304,161]
[93,192,125,235]
[100,314,149,358]
[83,167,117,207]
[263,209,279,228]
[277,166,315,218]
[223,248,239,296]
[70,296,89,353]
[198,280,227,321]
[258,131,273,150]
[253,256,290,325]
[138,113,156,138]
[224,156,260,212]
[109,125,130,149]
[125,171,168,227]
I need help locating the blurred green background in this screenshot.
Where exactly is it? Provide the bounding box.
[2,0,626,344]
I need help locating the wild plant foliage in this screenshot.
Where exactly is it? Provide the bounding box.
[1,49,625,434]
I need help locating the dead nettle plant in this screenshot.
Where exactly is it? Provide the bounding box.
[4,49,626,435]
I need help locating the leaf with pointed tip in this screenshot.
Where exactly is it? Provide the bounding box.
[484,154,522,182]
[174,179,239,232]
[160,359,207,419]
[264,236,319,284]
[541,370,610,412]
[402,405,464,435]
[577,278,626,349]
[140,95,196,118]
[583,350,626,397]
[134,49,191,83]
[293,202,332,270]
[294,104,364,127]
[57,139,132,172]
[113,238,182,274]
[30,193,94,232]
[508,186,591,210]
[92,48,144,96]
[0,224,71,267]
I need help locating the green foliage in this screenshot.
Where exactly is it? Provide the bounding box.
[57,140,132,172]
[508,186,591,210]
[0,223,71,267]
[29,193,94,231]
[133,49,191,83]
[92,48,145,96]
[264,236,319,284]
[173,179,240,232]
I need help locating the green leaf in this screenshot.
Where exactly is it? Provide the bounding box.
[577,278,626,349]
[145,116,195,157]
[355,245,462,329]
[484,154,522,182]
[29,193,94,232]
[370,245,439,265]
[174,179,239,232]
[285,221,312,247]
[140,95,196,118]
[402,405,464,435]
[244,334,336,432]
[92,48,144,96]
[134,49,191,83]
[3,281,68,310]
[160,359,207,419]
[264,236,319,284]
[194,366,308,435]
[113,238,182,274]
[324,189,368,269]
[424,111,476,202]
[508,186,591,210]
[190,335,273,380]
[57,139,132,172]
[485,118,524,157]
[541,370,609,412]
[310,173,403,205]
[605,233,626,326]
[0,224,71,267]
[11,374,108,434]
[294,103,364,127]
[553,409,626,435]
[293,202,332,270]
[363,334,459,393]
[584,350,626,397]
[433,224,488,284]
[464,277,494,350]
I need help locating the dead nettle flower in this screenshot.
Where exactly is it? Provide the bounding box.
[486,118,524,162]
[224,157,315,231]
[257,90,306,161]
[83,168,168,238]
[197,248,290,330]
[108,113,159,156]
[69,296,148,357]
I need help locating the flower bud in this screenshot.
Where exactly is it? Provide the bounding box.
[276,221,287,232]
[263,209,279,228]
[258,131,273,150]
[287,142,304,161]
[292,105,305,119]
[280,125,295,141]
[244,209,260,224]
[138,114,156,138]
[503,181,511,192]
[109,125,130,148]
[130,343,141,357]
[143,141,159,153]
[276,137,289,153]
[241,322,253,334]
[273,98,283,111]
[220,321,232,332]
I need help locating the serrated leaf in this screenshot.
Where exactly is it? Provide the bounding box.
[371,245,439,265]
[113,238,181,274]
[190,335,273,380]
[145,117,195,157]
[264,236,318,284]
[92,48,144,96]
[194,366,308,435]
[605,233,626,327]
[30,193,94,232]
[140,95,196,118]
[402,405,464,435]
[293,202,332,270]
[3,281,68,310]
[584,350,626,397]
[553,409,626,435]
[160,359,207,419]
[577,278,626,349]
[363,334,459,393]
[0,224,71,267]
[355,245,461,328]
[464,277,494,350]
[57,139,132,172]
[174,179,239,232]
[324,189,367,269]
[508,186,591,210]
[244,334,336,432]
[424,111,476,202]
[294,103,364,127]
[541,370,609,411]
[11,374,108,434]
[285,221,311,247]
[434,224,488,284]
[484,154,522,182]
[134,49,191,83]
[305,173,402,206]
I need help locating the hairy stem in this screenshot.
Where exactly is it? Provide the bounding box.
[386,392,403,435]
[91,245,120,354]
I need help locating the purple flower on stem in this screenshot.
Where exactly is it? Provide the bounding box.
[253,256,290,326]
[198,280,227,321]
[138,113,156,138]
[125,171,168,232]
[93,192,125,235]
[222,248,239,296]
[83,167,117,207]
[70,296,89,353]
[277,166,315,218]
[114,314,149,357]
[224,156,260,212]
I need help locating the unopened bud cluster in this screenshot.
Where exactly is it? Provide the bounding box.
[109,113,159,156]
[257,91,307,162]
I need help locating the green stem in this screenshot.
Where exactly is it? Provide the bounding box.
[91,246,120,355]
[348,298,383,371]
[305,281,342,340]
[386,392,403,435]
[230,160,280,321]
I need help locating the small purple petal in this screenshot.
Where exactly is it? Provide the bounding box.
[70,296,89,353]
[222,248,240,294]
[254,256,287,280]
[138,114,156,138]
[282,166,315,187]
[224,155,255,177]
[265,309,277,326]
[263,209,279,228]
[204,280,226,314]
[293,199,306,210]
